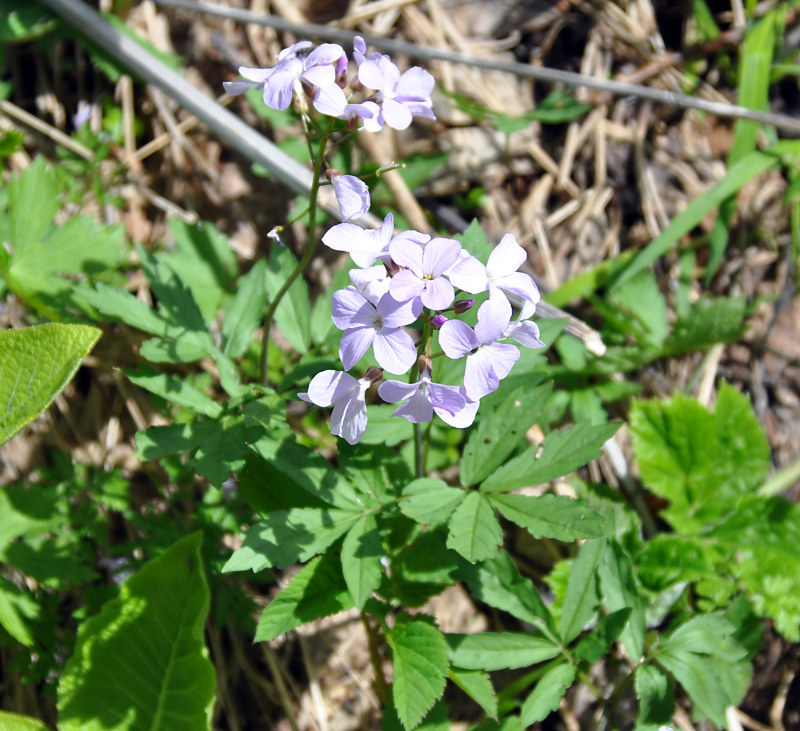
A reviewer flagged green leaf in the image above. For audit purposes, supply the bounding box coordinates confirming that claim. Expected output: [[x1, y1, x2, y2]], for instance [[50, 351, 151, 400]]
[[573, 608, 632, 664], [400, 478, 465, 525], [58, 532, 215, 731], [254, 553, 354, 642], [223, 506, 361, 572], [598, 540, 646, 661], [77, 282, 173, 335], [455, 220, 493, 264], [221, 258, 269, 357], [389, 615, 449, 730], [6, 156, 60, 261], [266, 245, 311, 354], [0, 711, 52, 731], [560, 539, 604, 643], [634, 665, 675, 726], [449, 667, 497, 720], [520, 662, 576, 725], [455, 551, 554, 632], [446, 492, 502, 563], [489, 494, 606, 542], [341, 513, 383, 609], [630, 382, 770, 531], [361, 404, 414, 445], [445, 633, 561, 671], [0, 576, 39, 646], [480, 422, 621, 493], [123, 365, 223, 418], [461, 383, 552, 487], [0, 324, 101, 446], [662, 296, 745, 355], [604, 271, 668, 349], [0, 1, 56, 42], [610, 149, 778, 289]]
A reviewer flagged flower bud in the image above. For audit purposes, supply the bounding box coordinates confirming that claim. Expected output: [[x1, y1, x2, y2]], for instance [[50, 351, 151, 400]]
[[417, 354, 432, 373], [364, 366, 383, 383], [335, 55, 348, 88], [431, 314, 448, 328], [325, 168, 341, 181], [453, 299, 474, 314]]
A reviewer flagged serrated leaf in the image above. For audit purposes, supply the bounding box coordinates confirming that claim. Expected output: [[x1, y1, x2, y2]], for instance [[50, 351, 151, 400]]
[[446, 491, 502, 563], [123, 365, 222, 418], [389, 616, 449, 730], [221, 258, 269, 357], [223, 506, 361, 573], [606, 271, 668, 349], [341, 513, 383, 609], [489, 494, 606, 542], [77, 282, 172, 335], [560, 539, 604, 643], [57, 533, 215, 731], [138, 334, 212, 364], [361, 403, 414, 445], [254, 553, 354, 642], [461, 383, 552, 487], [455, 551, 554, 632], [445, 633, 561, 670], [0, 324, 101, 446], [266, 245, 311, 354], [449, 667, 497, 719], [573, 608, 632, 664], [662, 296, 745, 355], [598, 540, 646, 661], [401, 478, 465, 525], [634, 664, 675, 726], [480, 422, 621, 493], [520, 662, 575, 725], [6, 156, 60, 264], [0, 576, 39, 646]]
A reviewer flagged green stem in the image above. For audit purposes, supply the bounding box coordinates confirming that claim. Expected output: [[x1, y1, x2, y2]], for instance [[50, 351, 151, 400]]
[[260, 120, 335, 384]]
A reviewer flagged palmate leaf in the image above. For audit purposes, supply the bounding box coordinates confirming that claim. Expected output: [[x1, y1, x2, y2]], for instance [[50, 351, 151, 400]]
[[254, 553, 354, 642], [489, 494, 607, 542], [58, 532, 215, 731], [446, 492, 502, 563], [400, 478, 465, 525], [389, 615, 449, 730], [480, 422, 621, 493], [0, 324, 101, 446]]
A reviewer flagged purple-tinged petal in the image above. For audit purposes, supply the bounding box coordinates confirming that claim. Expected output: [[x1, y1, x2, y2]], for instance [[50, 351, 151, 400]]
[[487, 233, 527, 278], [439, 319, 480, 359], [389, 269, 424, 304], [349, 265, 387, 292], [428, 382, 466, 413], [331, 391, 368, 445], [306, 43, 347, 67], [313, 84, 347, 116], [378, 292, 422, 328], [474, 294, 512, 344], [391, 389, 434, 423], [332, 174, 370, 221], [378, 380, 418, 403], [464, 349, 500, 400], [381, 98, 413, 130], [223, 80, 261, 96], [331, 288, 373, 330], [301, 64, 336, 90], [353, 36, 367, 65], [507, 320, 545, 349], [389, 238, 424, 275], [392, 229, 431, 248], [340, 327, 375, 370], [394, 66, 435, 99], [487, 342, 520, 381], [344, 101, 383, 131], [263, 62, 302, 109], [436, 395, 478, 428], [421, 276, 454, 311], [447, 253, 488, 294], [372, 328, 417, 374], [423, 237, 462, 277], [494, 272, 541, 307], [305, 370, 358, 407], [278, 41, 312, 60], [238, 66, 271, 83]]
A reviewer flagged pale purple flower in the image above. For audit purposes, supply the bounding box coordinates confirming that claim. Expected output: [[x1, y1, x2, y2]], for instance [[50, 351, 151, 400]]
[[332, 174, 370, 221], [332, 289, 421, 374], [505, 316, 545, 349], [379, 368, 477, 428], [389, 237, 462, 310], [299, 370, 370, 445], [323, 214, 429, 268], [349, 265, 390, 301], [438, 295, 520, 400], [313, 85, 384, 131], [357, 55, 436, 130], [223, 41, 346, 111]]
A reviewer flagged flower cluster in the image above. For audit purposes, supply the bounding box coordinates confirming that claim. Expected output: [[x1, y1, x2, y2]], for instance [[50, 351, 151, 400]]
[[223, 37, 435, 132], [301, 182, 545, 444]]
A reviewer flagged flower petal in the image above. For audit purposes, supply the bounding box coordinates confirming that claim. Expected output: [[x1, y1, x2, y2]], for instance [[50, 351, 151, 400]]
[[474, 293, 512, 344], [389, 269, 424, 305], [381, 98, 413, 130], [372, 328, 417, 374], [439, 319, 480, 359], [487, 233, 526, 278], [421, 276, 454, 311], [378, 379, 418, 403], [306, 370, 358, 407], [446, 253, 488, 294], [331, 289, 372, 330], [423, 237, 462, 277], [332, 175, 370, 221], [340, 327, 375, 370]]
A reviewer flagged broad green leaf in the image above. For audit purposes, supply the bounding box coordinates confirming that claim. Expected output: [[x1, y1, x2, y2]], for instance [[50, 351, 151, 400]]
[[123, 365, 222, 419], [254, 553, 354, 642], [611, 149, 778, 289], [604, 271, 668, 349], [77, 282, 172, 335], [6, 156, 60, 261], [634, 665, 675, 726], [520, 662, 575, 725], [0, 576, 39, 646], [480, 422, 621, 493], [449, 667, 497, 720], [400, 478, 465, 525], [598, 540, 646, 661], [446, 492, 502, 563], [445, 633, 561, 671], [0, 711, 52, 731], [0, 482, 61, 548], [193, 417, 249, 486], [630, 382, 770, 531], [138, 334, 212, 364], [489, 494, 606, 542], [455, 551, 554, 632], [655, 651, 728, 728], [389, 615, 448, 731], [454, 220, 493, 264], [662, 296, 745, 355], [0, 324, 101, 446], [658, 615, 747, 661], [560, 539, 604, 643], [223, 506, 361, 572], [573, 608, 632, 664], [341, 513, 383, 609], [266, 245, 311, 354], [461, 382, 552, 487], [58, 532, 215, 731], [361, 404, 414, 445], [221, 258, 269, 357]]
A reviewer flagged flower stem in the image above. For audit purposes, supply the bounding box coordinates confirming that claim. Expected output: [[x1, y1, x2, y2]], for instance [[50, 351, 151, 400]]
[[260, 120, 335, 385]]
